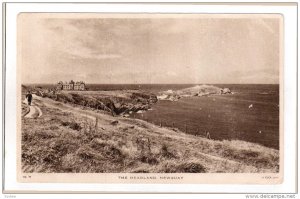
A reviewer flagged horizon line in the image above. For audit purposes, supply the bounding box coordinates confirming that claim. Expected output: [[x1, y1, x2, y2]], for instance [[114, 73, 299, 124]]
[[21, 83, 280, 85]]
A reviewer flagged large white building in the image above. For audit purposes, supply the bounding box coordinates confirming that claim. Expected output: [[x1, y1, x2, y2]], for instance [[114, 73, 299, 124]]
[[57, 80, 86, 91]]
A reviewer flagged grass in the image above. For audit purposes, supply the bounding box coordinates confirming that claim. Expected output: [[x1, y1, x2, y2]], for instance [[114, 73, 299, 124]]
[[21, 96, 279, 173], [21, 103, 30, 117]]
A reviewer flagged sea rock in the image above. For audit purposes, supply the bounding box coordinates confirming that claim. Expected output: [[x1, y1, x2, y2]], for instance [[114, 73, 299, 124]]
[[157, 93, 181, 101], [221, 88, 231, 94], [179, 85, 222, 96], [157, 94, 169, 100]]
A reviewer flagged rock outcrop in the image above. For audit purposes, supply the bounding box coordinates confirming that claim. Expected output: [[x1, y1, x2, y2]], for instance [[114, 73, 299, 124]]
[[36, 89, 158, 116], [157, 85, 232, 101], [221, 88, 231, 94]]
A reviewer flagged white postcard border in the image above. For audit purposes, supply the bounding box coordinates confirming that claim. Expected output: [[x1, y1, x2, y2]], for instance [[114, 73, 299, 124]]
[[3, 2, 297, 193]]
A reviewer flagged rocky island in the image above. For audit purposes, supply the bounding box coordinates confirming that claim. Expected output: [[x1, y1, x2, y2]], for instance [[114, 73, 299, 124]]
[[158, 85, 232, 101]]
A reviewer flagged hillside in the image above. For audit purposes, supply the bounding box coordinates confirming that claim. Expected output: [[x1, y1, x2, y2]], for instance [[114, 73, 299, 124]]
[[32, 89, 158, 116], [21, 94, 279, 173]]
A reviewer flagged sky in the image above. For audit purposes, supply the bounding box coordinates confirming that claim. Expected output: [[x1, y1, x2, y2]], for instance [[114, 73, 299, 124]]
[[19, 14, 281, 84]]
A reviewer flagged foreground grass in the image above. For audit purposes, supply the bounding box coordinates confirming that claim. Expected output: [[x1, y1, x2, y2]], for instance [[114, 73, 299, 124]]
[[21, 98, 279, 173]]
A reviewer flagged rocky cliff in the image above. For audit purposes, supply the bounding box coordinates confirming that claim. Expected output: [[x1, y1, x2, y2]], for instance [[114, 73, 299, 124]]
[[37, 90, 158, 116]]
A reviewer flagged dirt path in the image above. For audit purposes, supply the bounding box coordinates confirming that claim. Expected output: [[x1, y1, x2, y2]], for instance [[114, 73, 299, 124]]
[[24, 105, 37, 118], [24, 96, 43, 118], [35, 105, 43, 117], [24, 105, 43, 118]]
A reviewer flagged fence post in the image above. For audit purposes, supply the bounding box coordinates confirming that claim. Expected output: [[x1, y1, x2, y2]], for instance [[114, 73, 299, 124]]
[[172, 122, 175, 128], [206, 131, 211, 139], [84, 116, 87, 134], [185, 123, 187, 133], [95, 117, 98, 129]]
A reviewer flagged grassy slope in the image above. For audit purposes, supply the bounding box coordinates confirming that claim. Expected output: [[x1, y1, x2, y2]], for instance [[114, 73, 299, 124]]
[[21, 96, 279, 173]]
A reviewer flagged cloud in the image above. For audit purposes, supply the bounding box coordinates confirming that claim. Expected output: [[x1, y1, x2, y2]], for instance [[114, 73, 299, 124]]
[[44, 18, 122, 61], [68, 50, 122, 60], [21, 15, 280, 84], [238, 71, 279, 84]]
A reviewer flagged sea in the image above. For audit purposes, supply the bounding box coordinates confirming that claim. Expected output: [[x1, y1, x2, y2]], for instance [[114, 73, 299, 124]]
[[29, 83, 280, 149], [88, 84, 279, 149]]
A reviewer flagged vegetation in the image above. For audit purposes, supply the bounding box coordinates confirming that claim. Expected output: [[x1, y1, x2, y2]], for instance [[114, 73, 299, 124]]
[[21, 103, 30, 117], [21, 97, 279, 173], [36, 90, 157, 116]]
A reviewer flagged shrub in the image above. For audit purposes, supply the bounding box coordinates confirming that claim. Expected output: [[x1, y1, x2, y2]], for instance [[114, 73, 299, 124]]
[[90, 139, 125, 161], [61, 121, 82, 131], [76, 146, 96, 160], [34, 131, 57, 139], [160, 144, 176, 159], [49, 138, 79, 156], [140, 155, 158, 165], [132, 169, 149, 173], [162, 162, 207, 173], [181, 162, 206, 173], [69, 122, 82, 131]]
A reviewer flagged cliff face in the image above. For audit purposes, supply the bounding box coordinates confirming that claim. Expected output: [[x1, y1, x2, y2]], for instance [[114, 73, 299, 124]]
[[38, 90, 158, 116], [114, 92, 158, 115]]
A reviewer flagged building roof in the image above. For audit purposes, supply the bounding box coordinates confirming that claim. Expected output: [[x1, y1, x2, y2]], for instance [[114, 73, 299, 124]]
[[58, 81, 85, 85]]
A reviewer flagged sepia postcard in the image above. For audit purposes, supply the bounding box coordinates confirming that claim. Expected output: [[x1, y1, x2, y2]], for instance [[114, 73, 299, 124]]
[[16, 13, 283, 184]]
